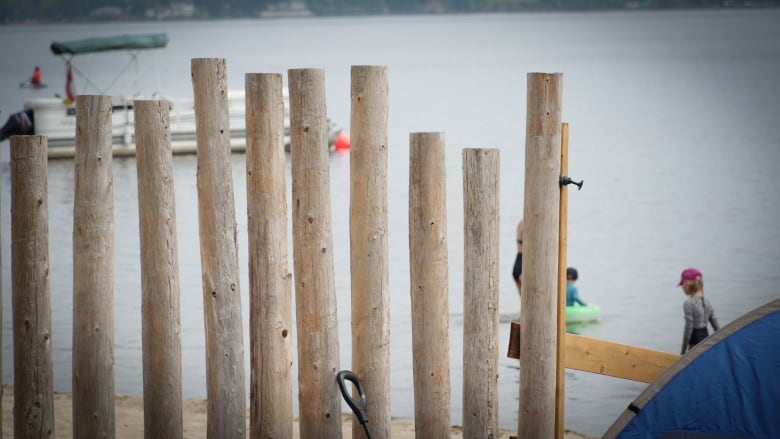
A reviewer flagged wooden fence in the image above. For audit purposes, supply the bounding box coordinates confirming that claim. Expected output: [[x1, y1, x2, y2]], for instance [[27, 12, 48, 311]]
[[1, 61, 565, 439]]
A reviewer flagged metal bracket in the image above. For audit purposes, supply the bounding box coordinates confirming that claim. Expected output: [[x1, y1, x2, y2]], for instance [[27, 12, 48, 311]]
[[560, 175, 583, 190]]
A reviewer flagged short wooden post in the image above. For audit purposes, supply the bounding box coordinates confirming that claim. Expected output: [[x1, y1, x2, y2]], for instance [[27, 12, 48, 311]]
[[11, 135, 55, 439], [518, 73, 563, 439], [72, 95, 115, 439], [245, 73, 294, 438], [555, 123, 570, 439], [288, 68, 342, 439], [409, 132, 451, 437], [191, 58, 246, 439], [134, 99, 183, 439], [462, 148, 500, 438], [349, 65, 391, 439]]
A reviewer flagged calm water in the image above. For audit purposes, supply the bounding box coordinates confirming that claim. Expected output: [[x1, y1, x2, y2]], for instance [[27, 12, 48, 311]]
[[2, 10, 780, 436]]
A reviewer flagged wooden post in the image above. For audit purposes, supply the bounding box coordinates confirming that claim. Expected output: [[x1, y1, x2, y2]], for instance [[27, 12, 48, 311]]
[[555, 123, 570, 439], [72, 95, 115, 439], [518, 73, 563, 439], [11, 135, 55, 439], [245, 73, 294, 438], [462, 148, 500, 438], [409, 132, 451, 437], [134, 99, 183, 439], [191, 58, 246, 439], [288, 68, 342, 439], [349, 65, 390, 439]]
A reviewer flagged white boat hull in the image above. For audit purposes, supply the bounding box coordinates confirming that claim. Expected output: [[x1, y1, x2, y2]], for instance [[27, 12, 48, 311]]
[[22, 90, 346, 159]]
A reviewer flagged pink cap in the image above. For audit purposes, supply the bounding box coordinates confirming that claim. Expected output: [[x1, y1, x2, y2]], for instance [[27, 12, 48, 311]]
[[678, 267, 702, 286]]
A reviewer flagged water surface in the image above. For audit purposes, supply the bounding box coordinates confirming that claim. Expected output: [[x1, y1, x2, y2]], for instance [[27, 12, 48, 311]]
[[1, 10, 779, 436]]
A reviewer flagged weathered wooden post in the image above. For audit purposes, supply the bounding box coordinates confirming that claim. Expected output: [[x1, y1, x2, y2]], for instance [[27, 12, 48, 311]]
[[409, 132, 451, 437], [72, 95, 115, 439], [462, 148, 500, 438], [518, 73, 563, 439], [134, 99, 183, 439], [288, 68, 342, 438], [191, 58, 246, 438], [245, 73, 294, 438], [349, 65, 391, 439], [11, 135, 55, 439]]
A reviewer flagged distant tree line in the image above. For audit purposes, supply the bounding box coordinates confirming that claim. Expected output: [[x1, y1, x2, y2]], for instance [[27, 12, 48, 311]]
[[1, 0, 777, 23]]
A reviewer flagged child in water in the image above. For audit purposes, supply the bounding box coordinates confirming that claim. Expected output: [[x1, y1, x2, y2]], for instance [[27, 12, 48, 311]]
[[678, 267, 719, 354], [566, 267, 587, 306]]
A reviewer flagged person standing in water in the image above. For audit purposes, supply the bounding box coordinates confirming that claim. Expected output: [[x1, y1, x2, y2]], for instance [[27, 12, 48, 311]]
[[678, 267, 720, 354], [512, 219, 523, 296]]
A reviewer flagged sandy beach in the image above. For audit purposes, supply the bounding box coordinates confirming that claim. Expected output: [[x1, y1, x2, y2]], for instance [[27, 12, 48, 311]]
[[1, 385, 594, 438]]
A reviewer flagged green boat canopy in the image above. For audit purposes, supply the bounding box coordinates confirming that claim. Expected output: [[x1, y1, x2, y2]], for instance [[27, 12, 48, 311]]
[[50, 33, 169, 56]]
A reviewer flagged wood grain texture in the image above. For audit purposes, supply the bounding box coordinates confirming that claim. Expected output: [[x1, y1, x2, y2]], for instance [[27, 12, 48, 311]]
[[288, 68, 342, 439], [134, 99, 183, 439], [519, 73, 562, 439], [245, 73, 294, 439], [72, 95, 116, 439], [508, 323, 679, 383], [192, 58, 246, 439], [409, 132, 451, 438], [462, 148, 500, 439], [11, 135, 54, 439], [349, 65, 391, 439], [556, 122, 570, 439]]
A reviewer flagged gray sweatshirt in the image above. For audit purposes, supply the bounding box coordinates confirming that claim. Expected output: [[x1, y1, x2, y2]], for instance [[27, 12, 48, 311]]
[[681, 295, 720, 354]]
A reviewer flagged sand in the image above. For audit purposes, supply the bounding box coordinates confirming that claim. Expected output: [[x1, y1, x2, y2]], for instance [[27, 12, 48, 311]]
[[1, 385, 594, 438]]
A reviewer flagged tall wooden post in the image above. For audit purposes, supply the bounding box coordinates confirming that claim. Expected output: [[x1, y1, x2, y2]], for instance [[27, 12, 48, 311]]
[[11, 135, 55, 439], [245, 73, 294, 438], [518, 73, 563, 439], [555, 123, 570, 438], [409, 132, 451, 438], [191, 58, 246, 438], [134, 99, 183, 439], [349, 65, 391, 439], [462, 148, 500, 438], [288, 68, 342, 439], [72, 95, 115, 439]]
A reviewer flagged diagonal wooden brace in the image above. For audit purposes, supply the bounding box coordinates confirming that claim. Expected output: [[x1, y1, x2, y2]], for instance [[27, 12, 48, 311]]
[[508, 321, 679, 383]]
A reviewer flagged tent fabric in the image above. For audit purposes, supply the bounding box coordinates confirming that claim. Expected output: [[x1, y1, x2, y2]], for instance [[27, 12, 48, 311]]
[[604, 299, 780, 439], [50, 33, 169, 56]]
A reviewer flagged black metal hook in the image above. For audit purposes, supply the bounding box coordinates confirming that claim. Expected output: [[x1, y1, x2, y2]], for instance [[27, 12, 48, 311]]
[[560, 175, 584, 190], [337, 370, 371, 438]]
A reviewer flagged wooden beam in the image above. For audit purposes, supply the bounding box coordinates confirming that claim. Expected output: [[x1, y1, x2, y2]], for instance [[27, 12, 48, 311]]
[[555, 122, 570, 439], [508, 322, 679, 383]]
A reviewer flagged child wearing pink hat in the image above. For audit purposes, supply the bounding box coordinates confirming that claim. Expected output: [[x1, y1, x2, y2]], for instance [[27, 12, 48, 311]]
[[678, 267, 720, 354]]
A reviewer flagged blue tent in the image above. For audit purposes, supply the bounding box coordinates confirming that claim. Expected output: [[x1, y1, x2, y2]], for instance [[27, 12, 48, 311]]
[[604, 299, 780, 439]]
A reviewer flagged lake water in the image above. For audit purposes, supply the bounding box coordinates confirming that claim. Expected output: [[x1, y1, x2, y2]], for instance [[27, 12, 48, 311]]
[[1, 9, 779, 437]]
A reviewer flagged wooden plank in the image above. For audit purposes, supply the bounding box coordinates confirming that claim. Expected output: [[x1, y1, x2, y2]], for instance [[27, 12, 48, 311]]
[[508, 322, 679, 383], [555, 122, 570, 439], [565, 333, 679, 383]]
